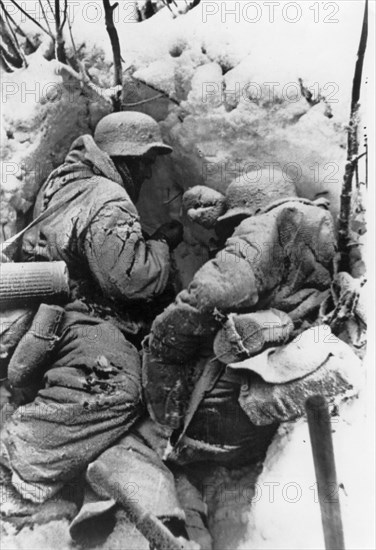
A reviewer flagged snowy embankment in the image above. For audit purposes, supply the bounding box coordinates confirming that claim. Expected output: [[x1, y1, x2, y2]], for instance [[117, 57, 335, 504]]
[[0, 2, 373, 549]]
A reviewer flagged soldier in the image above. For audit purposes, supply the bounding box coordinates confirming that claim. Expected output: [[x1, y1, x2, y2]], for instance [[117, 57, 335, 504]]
[[70, 169, 360, 549], [0, 112, 183, 505]]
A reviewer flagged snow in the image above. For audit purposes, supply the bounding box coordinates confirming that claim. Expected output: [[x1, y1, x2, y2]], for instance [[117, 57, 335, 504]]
[[0, 520, 73, 550], [3, 2, 368, 244], [1, 1, 373, 549], [241, 392, 374, 550]]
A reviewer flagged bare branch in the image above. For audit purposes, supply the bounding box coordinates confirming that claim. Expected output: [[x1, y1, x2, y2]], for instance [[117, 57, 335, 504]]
[[160, 0, 201, 15], [102, 0, 123, 111], [38, 0, 53, 36], [54, 0, 60, 29], [162, 0, 174, 13], [55, 60, 121, 105], [0, 0, 36, 51], [0, 43, 22, 70], [0, 12, 25, 68], [54, 0, 67, 62], [60, 0, 68, 31], [67, 9, 77, 57], [122, 94, 164, 107], [7, 0, 53, 37], [133, 76, 180, 106], [0, 49, 14, 72], [364, 132, 368, 187], [1, 9, 27, 67], [338, 0, 368, 272]]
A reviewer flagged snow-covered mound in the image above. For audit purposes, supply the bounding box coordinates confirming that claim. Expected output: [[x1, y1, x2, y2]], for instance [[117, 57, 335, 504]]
[[1, 1, 368, 279], [70, 0, 368, 283], [1, 45, 111, 240], [239, 393, 374, 550]]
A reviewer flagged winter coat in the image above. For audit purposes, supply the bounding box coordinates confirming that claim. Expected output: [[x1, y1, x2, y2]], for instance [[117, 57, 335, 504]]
[[1, 136, 173, 497], [21, 135, 171, 333], [143, 199, 338, 429]]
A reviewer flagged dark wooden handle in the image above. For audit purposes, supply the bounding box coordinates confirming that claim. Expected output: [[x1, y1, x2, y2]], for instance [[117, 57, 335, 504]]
[[306, 395, 345, 550]]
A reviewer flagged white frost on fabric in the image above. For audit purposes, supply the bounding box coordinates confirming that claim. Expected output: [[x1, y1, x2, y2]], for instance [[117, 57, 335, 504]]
[[1, 2, 373, 549]]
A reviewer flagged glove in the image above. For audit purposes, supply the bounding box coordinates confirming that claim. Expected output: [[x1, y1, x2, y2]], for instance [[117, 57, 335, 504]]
[[213, 309, 294, 364], [183, 186, 226, 229], [152, 221, 184, 250]]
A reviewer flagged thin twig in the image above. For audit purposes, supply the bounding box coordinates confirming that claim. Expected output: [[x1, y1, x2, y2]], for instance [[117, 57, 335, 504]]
[[8, 0, 53, 36], [0, 49, 13, 72], [161, 0, 173, 13], [133, 76, 180, 106], [163, 191, 183, 205], [0, 42, 22, 70], [122, 94, 164, 107], [0, 0, 36, 51], [2, 9, 27, 66], [349, 151, 367, 166], [38, 0, 53, 36], [364, 132, 368, 187]]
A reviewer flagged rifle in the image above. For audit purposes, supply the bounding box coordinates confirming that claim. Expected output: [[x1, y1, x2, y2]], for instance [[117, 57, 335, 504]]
[[337, 0, 368, 273]]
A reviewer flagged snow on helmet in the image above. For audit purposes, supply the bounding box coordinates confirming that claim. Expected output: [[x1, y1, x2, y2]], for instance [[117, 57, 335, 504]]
[[216, 167, 297, 227], [94, 111, 173, 157]]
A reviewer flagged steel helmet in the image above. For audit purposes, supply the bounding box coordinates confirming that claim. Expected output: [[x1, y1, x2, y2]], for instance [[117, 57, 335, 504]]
[[216, 167, 297, 227], [94, 111, 173, 157]]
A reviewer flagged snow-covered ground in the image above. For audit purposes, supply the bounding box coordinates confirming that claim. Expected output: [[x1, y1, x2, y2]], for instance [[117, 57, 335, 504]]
[[2, 0, 371, 278], [1, 1, 374, 549]]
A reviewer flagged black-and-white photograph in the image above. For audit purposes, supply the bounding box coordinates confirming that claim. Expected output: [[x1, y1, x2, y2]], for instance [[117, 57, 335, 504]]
[[0, 1, 374, 549]]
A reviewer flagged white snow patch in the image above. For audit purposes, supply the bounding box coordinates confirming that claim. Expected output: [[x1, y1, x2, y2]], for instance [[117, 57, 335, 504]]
[[240, 391, 374, 550]]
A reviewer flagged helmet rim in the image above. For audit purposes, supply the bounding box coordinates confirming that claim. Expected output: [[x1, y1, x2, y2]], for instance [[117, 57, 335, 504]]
[[216, 205, 256, 224], [94, 111, 173, 158], [96, 139, 172, 157]]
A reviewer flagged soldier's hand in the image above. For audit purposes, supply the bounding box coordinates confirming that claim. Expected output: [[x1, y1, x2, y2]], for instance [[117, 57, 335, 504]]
[[152, 221, 184, 250], [183, 186, 226, 229]]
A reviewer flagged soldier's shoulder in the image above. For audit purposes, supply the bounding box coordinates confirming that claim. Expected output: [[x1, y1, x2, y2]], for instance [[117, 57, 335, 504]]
[[89, 175, 133, 203], [269, 198, 334, 224], [87, 175, 138, 218]]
